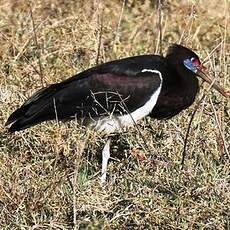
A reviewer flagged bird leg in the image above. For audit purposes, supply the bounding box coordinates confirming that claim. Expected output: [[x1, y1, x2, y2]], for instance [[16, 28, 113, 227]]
[[101, 138, 111, 183]]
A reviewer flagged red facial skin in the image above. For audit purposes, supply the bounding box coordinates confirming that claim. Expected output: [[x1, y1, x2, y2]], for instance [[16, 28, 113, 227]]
[[191, 57, 228, 97]]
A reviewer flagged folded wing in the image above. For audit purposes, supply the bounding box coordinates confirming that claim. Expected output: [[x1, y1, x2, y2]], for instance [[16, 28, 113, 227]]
[[6, 60, 163, 132]]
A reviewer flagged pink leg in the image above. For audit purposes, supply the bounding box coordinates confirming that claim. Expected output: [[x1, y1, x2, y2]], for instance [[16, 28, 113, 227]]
[[101, 138, 111, 183]]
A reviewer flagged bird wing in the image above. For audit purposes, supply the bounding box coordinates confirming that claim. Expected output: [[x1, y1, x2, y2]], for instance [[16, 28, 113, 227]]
[[59, 69, 162, 118], [6, 57, 163, 132]]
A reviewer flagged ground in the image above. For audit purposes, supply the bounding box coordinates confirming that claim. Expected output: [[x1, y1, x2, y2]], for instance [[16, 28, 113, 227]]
[[0, 0, 229, 229]]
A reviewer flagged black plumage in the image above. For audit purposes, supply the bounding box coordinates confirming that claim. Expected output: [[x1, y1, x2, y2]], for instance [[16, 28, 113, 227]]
[[6, 44, 227, 133]]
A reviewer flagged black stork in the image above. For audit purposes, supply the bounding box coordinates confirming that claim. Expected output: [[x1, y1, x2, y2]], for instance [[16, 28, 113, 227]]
[[6, 44, 228, 182]]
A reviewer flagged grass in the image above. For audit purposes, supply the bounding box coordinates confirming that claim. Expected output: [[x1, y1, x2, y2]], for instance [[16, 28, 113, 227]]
[[0, 0, 229, 229]]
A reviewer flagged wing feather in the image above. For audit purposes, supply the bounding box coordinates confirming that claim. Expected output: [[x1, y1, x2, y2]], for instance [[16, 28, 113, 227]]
[[6, 55, 164, 132]]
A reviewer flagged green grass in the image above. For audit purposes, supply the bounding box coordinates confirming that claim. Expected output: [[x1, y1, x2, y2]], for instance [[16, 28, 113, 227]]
[[0, 0, 229, 229]]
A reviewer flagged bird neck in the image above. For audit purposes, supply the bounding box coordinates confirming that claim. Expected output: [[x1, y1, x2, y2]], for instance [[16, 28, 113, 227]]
[[166, 57, 199, 90], [161, 60, 199, 106]]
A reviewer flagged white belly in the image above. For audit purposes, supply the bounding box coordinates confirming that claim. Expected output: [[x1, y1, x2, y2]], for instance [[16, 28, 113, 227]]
[[91, 70, 162, 133]]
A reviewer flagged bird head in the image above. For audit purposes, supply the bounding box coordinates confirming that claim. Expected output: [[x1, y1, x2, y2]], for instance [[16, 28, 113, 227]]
[[183, 56, 228, 97], [167, 44, 228, 97]]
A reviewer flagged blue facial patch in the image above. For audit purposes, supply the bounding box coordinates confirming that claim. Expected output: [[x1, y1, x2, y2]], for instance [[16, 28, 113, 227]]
[[183, 59, 197, 73]]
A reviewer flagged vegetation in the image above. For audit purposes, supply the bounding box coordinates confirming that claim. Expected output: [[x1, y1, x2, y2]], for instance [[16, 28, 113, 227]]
[[0, 0, 229, 228]]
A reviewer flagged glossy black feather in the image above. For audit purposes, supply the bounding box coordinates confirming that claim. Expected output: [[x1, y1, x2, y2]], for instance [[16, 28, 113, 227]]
[[150, 44, 199, 118], [6, 55, 163, 132], [6, 44, 200, 132]]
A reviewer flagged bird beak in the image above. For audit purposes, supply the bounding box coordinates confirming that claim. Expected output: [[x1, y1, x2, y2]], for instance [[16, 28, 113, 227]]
[[196, 68, 228, 97]]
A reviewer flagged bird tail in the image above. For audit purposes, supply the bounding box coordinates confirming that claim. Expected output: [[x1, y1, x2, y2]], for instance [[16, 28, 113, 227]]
[[5, 84, 59, 132]]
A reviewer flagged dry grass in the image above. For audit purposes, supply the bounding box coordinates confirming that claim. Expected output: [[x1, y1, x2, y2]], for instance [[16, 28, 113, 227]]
[[0, 0, 229, 229]]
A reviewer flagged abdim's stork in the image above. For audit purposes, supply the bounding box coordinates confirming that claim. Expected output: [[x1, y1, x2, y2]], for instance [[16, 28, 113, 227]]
[[6, 44, 228, 182]]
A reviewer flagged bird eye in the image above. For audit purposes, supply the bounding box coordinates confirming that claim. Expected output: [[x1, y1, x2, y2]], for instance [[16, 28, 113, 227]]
[[191, 57, 200, 67]]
